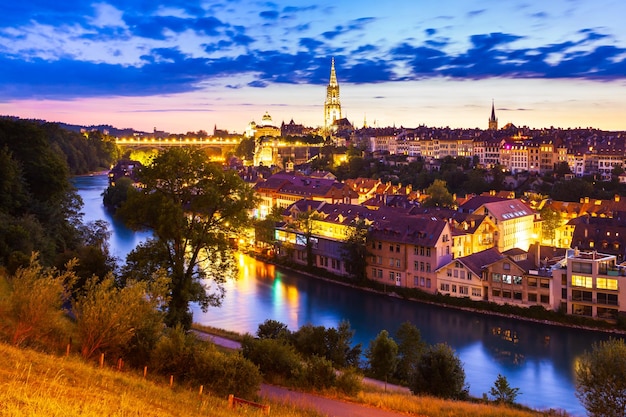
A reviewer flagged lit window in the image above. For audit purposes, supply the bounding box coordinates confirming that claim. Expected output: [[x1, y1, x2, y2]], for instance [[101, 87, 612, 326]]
[[572, 275, 593, 288]]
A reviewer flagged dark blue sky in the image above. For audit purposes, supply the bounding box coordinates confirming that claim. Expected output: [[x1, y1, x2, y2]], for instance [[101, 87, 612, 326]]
[[2, 0, 625, 132]]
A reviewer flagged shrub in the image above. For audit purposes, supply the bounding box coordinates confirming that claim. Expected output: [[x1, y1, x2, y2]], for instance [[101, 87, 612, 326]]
[[300, 355, 336, 390], [410, 343, 468, 400], [241, 334, 303, 384], [336, 367, 363, 396]]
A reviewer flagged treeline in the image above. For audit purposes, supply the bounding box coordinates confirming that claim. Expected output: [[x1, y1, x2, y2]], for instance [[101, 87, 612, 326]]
[[0, 117, 119, 270]]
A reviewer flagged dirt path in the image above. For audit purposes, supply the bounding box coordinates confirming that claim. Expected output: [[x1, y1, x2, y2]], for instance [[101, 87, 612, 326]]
[[260, 384, 412, 417]]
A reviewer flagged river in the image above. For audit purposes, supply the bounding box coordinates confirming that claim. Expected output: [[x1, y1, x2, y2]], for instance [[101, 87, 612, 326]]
[[75, 173, 617, 416]]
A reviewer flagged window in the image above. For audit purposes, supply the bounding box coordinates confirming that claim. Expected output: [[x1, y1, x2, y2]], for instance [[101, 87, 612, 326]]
[[452, 285, 457, 293], [514, 292, 522, 300], [540, 294, 550, 304], [396, 244, 400, 253], [460, 270, 466, 279], [440, 283, 450, 292], [396, 259, 401, 268], [377, 242, 382, 250], [572, 262, 592, 274], [492, 289, 501, 297], [472, 288, 481, 297], [459, 286, 469, 295], [493, 273, 501, 282], [396, 272, 402, 281], [572, 275, 593, 288], [528, 277, 537, 287], [377, 269, 382, 278], [426, 279, 431, 288], [503, 274, 512, 284], [389, 258, 394, 267], [503, 262, 510, 270], [426, 263, 431, 272], [389, 245, 394, 252], [414, 277, 419, 286], [528, 293, 537, 302], [420, 262, 425, 271], [597, 278, 618, 290], [447, 269, 452, 277], [514, 276, 522, 285], [453, 269, 458, 278], [414, 261, 419, 271], [502, 290, 512, 298], [426, 247, 431, 256], [377, 256, 382, 265], [389, 272, 394, 281], [420, 277, 425, 287], [597, 293, 618, 306], [540, 279, 550, 289]]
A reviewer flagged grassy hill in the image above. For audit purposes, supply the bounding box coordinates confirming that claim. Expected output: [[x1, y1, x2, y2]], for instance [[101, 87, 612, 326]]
[[0, 340, 559, 417], [0, 342, 321, 417]]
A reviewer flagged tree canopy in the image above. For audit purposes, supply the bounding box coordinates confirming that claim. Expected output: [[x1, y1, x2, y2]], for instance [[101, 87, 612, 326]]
[[117, 147, 258, 328], [576, 338, 626, 417]]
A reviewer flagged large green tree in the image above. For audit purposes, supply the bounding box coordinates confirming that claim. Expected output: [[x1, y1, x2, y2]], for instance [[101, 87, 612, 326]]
[[366, 330, 398, 391], [117, 148, 257, 328], [576, 338, 626, 417], [394, 321, 426, 384]]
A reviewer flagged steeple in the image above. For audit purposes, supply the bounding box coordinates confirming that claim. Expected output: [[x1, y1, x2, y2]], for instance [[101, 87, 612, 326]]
[[324, 57, 342, 131], [488, 99, 498, 131], [329, 57, 338, 87]]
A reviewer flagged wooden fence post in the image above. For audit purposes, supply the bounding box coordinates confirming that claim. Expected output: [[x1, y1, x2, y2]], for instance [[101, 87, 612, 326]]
[[99, 353, 105, 368], [169, 375, 174, 387], [143, 366, 148, 378]]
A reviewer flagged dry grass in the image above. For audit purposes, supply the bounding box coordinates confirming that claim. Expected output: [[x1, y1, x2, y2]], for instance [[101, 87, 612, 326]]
[[353, 390, 555, 417], [0, 343, 321, 417]]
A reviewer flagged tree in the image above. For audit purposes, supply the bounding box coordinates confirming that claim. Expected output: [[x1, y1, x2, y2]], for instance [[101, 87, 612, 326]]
[[256, 319, 290, 340], [490, 373, 520, 405], [287, 208, 323, 268], [340, 218, 370, 281], [575, 338, 626, 417], [394, 321, 426, 383], [366, 330, 398, 391], [540, 206, 561, 246], [117, 148, 258, 328], [410, 343, 468, 399], [422, 179, 456, 208]]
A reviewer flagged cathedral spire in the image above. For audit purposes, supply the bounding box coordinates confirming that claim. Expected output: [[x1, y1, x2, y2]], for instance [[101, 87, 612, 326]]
[[324, 58, 341, 131], [488, 99, 498, 130], [329, 57, 338, 87]]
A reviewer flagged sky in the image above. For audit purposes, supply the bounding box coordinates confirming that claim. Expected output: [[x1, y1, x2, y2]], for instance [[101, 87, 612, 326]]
[[1, 0, 626, 134]]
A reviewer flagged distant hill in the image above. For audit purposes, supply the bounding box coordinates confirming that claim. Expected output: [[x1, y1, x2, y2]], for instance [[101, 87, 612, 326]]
[[1, 115, 148, 137]]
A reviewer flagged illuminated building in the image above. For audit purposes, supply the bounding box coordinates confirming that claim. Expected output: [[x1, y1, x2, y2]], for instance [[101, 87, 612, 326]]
[[324, 58, 342, 131]]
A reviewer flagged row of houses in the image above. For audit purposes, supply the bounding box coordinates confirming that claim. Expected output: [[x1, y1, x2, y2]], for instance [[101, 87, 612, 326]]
[[252, 171, 626, 321], [365, 129, 626, 180]]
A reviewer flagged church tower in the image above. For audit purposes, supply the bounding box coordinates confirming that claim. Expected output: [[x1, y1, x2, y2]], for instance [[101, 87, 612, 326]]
[[324, 58, 342, 130], [488, 100, 498, 130]]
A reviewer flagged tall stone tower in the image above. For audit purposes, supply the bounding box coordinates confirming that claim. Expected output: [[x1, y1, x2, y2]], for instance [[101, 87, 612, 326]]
[[324, 58, 342, 130], [488, 100, 498, 131]]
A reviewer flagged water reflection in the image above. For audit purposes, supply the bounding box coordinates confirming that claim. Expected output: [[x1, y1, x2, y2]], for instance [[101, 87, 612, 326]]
[[193, 254, 619, 416]]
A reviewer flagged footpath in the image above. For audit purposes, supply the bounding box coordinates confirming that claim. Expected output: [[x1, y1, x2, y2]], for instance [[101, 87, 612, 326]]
[[193, 331, 412, 417]]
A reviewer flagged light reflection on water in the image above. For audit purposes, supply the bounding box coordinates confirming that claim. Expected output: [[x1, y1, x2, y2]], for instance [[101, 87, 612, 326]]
[[76, 174, 618, 417], [192, 254, 610, 417]]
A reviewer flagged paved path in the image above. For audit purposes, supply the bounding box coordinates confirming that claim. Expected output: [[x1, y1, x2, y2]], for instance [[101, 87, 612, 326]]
[[260, 384, 412, 417]]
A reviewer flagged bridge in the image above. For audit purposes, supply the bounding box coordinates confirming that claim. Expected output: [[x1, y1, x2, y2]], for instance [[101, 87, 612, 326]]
[[115, 136, 241, 149]]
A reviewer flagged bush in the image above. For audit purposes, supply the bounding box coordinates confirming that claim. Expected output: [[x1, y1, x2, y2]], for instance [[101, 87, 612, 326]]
[[0, 255, 74, 350], [410, 343, 468, 400], [151, 326, 261, 398], [192, 349, 261, 399], [336, 367, 363, 396], [241, 334, 303, 384], [300, 355, 336, 390]]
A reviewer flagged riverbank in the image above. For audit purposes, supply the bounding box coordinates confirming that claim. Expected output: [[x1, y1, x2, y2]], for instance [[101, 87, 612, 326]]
[[249, 251, 626, 337]]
